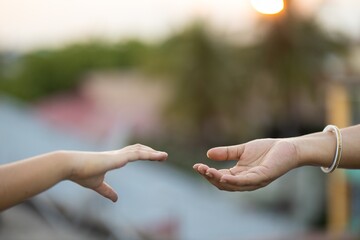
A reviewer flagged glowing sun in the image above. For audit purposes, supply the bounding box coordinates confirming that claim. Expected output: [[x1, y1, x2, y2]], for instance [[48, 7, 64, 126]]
[[251, 0, 284, 15]]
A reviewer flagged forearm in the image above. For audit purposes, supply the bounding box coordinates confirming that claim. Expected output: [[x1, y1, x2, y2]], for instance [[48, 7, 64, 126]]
[[0, 151, 71, 211], [293, 124, 360, 169]]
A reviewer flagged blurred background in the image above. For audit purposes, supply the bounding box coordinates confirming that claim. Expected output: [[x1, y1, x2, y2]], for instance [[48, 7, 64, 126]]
[[1, 0, 360, 239]]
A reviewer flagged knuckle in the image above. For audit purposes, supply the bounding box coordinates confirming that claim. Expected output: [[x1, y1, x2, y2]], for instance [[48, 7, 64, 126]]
[[130, 143, 142, 149], [132, 149, 142, 155]]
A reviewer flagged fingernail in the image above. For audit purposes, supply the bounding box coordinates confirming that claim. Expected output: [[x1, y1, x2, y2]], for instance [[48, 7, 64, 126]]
[[206, 172, 213, 178], [220, 179, 226, 183]]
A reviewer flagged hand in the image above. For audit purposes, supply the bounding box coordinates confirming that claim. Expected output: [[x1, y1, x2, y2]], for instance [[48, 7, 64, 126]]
[[193, 139, 299, 191], [68, 144, 168, 202]]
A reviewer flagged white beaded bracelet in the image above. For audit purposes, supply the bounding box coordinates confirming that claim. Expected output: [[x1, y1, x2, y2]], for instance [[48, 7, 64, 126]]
[[321, 125, 343, 173]]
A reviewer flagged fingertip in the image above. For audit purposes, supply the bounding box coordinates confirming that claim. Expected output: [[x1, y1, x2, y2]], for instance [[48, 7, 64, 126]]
[[158, 151, 168, 156], [108, 193, 118, 202], [207, 148, 217, 158], [205, 170, 213, 178], [153, 151, 168, 160], [207, 147, 226, 160], [197, 164, 209, 174], [208, 168, 224, 180], [206, 149, 211, 158], [108, 190, 118, 203], [95, 182, 119, 203], [109, 188, 119, 203], [160, 151, 168, 157], [219, 176, 227, 183]]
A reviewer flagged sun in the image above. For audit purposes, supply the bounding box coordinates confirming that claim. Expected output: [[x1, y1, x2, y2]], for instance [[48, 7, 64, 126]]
[[250, 0, 284, 15]]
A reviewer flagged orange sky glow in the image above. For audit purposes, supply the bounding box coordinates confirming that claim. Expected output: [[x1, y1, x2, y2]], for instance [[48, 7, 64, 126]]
[[0, 0, 359, 51]]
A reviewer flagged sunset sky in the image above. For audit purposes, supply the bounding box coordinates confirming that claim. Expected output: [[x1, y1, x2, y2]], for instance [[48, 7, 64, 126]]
[[0, 0, 360, 51]]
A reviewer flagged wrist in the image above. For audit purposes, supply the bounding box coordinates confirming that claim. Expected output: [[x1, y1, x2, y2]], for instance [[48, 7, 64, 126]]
[[51, 150, 74, 181], [291, 130, 337, 168]]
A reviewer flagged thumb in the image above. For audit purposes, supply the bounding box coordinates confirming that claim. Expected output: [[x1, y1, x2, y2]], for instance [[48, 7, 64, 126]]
[[207, 144, 244, 161], [93, 182, 118, 202]]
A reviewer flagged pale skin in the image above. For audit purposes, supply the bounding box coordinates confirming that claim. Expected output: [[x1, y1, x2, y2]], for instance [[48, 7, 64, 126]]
[[0, 144, 168, 211], [194, 125, 360, 191]]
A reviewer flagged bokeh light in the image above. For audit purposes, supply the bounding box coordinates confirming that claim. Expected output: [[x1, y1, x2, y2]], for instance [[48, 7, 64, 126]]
[[251, 0, 284, 14]]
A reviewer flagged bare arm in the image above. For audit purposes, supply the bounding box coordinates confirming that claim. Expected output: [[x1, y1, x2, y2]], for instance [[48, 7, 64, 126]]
[[193, 125, 360, 191], [296, 124, 360, 169], [0, 144, 168, 211]]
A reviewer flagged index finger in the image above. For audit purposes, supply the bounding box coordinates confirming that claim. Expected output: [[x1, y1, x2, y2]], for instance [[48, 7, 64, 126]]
[[125, 149, 168, 163], [108, 148, 168, 170]]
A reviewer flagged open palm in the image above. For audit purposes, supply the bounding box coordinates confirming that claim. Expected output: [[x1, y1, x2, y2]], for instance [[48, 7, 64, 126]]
[[193, 139, 299, 191]]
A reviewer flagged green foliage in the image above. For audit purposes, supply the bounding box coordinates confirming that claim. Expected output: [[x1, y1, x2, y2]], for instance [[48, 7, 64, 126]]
[[247, 11, 349, 135], [0, 13, 350, 143], [258, 16, 346, 94], [145, 22, 254, 145], [145, 15, 349, 143], [0, 40, 151, 101]]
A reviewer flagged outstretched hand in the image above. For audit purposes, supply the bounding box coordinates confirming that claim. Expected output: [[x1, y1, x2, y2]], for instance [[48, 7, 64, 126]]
[[193, 139, 299, 191], [68, 144, 168, 202]]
